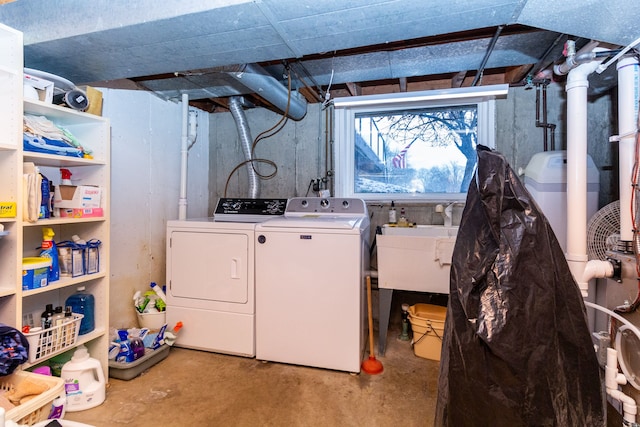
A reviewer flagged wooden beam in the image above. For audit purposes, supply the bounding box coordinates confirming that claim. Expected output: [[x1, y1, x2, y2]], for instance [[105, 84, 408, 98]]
[[345, 82, 362, 97], [399, 77, 407, 92], [505, 64, 533, 85], [451, 71, 467, 88]]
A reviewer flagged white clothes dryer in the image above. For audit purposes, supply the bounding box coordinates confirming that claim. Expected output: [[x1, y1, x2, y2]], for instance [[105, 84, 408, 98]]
[[165, 198, 285, 357]]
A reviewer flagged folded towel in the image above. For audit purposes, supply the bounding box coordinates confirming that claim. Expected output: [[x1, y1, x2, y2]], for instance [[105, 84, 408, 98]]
[[435, 239, 455, 266]]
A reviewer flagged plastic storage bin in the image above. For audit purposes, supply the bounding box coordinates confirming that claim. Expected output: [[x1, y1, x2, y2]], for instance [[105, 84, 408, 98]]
[[408, 303, 447, 361], [22, 257, 51, 290], [24, 313, 83, 363], [1, 370, 64, 425], [109, 344, 170, 380], [136, 311, 166, 330]]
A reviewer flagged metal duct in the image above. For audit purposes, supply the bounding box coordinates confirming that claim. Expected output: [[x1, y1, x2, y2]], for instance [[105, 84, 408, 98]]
[[225, 64, 307, 120], [228, 96, 260, 199]]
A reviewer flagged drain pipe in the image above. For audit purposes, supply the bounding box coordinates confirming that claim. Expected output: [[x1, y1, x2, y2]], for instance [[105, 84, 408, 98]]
[[556, 47, 610, 296], [606, 347, 638, 425], [228, 96, 260, 199], [615, 56, 640, 244], [178, 94, 198, 220]]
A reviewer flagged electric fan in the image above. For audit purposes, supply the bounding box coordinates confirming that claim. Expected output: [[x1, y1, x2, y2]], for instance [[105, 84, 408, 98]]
[[586, 200, 621, 260]]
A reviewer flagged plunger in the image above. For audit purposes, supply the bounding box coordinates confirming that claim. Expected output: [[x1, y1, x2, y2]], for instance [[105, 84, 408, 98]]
[[362, 275, 383, 374]]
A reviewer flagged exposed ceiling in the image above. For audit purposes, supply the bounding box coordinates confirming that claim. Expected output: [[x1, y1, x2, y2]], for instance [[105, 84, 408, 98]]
[[2, 0, 638, 115]]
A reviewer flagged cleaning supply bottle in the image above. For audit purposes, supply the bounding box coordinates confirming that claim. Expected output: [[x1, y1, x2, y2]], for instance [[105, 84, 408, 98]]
[[116, 330, 134, 363], [398, 207, 408, 227], [150, 282, 167, 311], [38, 169, 50, 219], [41, 303, 55, 329], [65, 287, 95, 335], [40, 227, 60, 282], [60, 168, 73, 185], [388, 201, 397, 224], [60, 345, 106, 412]]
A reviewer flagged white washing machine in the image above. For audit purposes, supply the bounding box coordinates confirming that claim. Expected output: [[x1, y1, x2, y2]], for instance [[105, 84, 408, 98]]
[[255, 197, 370, 373], [166, 198, 286, 357]]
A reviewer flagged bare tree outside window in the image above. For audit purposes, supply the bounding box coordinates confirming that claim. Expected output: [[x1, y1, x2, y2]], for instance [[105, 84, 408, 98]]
[[354, 105, 478, 194]]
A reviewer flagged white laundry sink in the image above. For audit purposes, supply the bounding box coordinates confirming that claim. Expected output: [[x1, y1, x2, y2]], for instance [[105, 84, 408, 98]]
[[376, 224, 458, 294]]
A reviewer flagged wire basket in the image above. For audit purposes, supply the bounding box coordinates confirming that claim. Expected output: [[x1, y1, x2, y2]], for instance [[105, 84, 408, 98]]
[[23, 313, 84, 363], [1, 370, 64, 425]]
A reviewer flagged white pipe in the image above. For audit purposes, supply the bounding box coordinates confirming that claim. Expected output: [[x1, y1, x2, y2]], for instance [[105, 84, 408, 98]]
[[616, 57, 640, 242], [587, 302, 640, 425], [564, 53, 605, 296], [178, 94, 189, 220], [582, 259, 614, 282], [584, 301, 640, 340], [606, 347, 638, 425]]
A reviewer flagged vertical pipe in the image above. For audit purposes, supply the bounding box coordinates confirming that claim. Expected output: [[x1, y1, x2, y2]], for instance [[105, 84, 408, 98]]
[[542, 84, 549, 150], [617, 56, 640, 242], [178, 94, 189, 220], [565, 57, 604, 296]]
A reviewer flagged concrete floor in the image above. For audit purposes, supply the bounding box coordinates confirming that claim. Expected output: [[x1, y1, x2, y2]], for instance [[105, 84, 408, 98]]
[[64, 291, 441, 427]]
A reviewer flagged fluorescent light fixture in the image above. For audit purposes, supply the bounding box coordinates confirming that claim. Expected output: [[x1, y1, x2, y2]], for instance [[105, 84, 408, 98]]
[[333, 84, 509, 108]]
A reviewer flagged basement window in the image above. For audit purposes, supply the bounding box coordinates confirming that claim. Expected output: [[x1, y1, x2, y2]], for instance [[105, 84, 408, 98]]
[[333, 85, 508, 201]]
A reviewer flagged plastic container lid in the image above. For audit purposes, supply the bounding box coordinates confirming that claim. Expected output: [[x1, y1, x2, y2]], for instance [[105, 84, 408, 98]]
[[22, 257, 52, 269]]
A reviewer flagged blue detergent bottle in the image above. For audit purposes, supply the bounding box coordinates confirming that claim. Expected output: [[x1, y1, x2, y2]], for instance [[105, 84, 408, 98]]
[[116, 330, 134, 363], [40, 227, 60, 282], [65, 286, 95, 335]]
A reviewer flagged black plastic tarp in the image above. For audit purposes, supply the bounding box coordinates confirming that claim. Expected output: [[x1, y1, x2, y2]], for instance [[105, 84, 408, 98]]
[[435, 146, 604, 426]]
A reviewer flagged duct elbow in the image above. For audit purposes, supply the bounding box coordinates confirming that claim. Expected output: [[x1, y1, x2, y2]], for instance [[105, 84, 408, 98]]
[[228, 64, 308, 120], [583, 259, 614, 282]]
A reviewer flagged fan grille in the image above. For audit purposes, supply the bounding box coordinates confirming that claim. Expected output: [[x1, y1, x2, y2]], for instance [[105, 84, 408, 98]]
[[587, 200, 621, 260]]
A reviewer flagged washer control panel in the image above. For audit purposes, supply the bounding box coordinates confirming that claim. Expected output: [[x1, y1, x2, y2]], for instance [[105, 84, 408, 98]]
[[285, 197, 367, 217]]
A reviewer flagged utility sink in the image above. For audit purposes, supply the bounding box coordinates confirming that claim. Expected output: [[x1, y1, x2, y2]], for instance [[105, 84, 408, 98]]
[[376, 224, 458, 294]]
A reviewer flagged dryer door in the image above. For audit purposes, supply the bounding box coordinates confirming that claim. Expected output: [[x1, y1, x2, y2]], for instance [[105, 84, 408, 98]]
[[168, 230, 248, 303]]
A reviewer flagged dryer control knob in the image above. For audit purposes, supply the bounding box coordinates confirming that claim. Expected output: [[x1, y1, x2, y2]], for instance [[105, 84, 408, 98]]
[[258, 235, 266, 244]]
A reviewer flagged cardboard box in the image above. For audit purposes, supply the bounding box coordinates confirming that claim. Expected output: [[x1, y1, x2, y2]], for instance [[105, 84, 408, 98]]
[[77, 86, 103, 116], [54, 185, 101, 209], [0, 202, 16, 218], [23, 73, 54, 103], [58, 207, 104, 218]]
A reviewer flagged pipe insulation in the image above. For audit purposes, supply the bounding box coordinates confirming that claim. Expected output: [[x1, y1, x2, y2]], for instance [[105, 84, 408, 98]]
[[228, 96, 260, 199], [226, 64, 307, 121], [178, 93, 198, 221], [616, 57, 640, 242]]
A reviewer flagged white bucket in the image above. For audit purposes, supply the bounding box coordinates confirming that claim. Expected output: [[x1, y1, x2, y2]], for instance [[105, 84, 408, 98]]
[[61, 346, 105, 412], [137, 311, 166, 330]]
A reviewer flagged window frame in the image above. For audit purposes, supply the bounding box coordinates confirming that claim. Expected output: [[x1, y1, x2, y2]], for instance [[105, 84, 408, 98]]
[[333, 84, 508, 201]]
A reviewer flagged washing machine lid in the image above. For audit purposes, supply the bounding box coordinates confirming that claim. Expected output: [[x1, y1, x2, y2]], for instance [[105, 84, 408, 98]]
[[258, 216, 361, 230]]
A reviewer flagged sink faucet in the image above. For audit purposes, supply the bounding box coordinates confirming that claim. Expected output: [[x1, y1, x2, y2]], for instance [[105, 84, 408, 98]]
[[444, 203, 454, 227]]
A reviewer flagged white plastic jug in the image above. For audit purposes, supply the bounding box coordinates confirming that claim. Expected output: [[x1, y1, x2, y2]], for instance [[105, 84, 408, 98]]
[[60, 345, 106, 411]]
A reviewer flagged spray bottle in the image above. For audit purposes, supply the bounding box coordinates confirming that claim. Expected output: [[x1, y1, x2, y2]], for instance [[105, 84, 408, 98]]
[[60, 168, 73, 185], [40, 227, 60, 282]]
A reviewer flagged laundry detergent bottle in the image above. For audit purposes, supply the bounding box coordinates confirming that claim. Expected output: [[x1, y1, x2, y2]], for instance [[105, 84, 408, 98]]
[[65, 286, 95, 335], [60, 345, 105, 411]]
